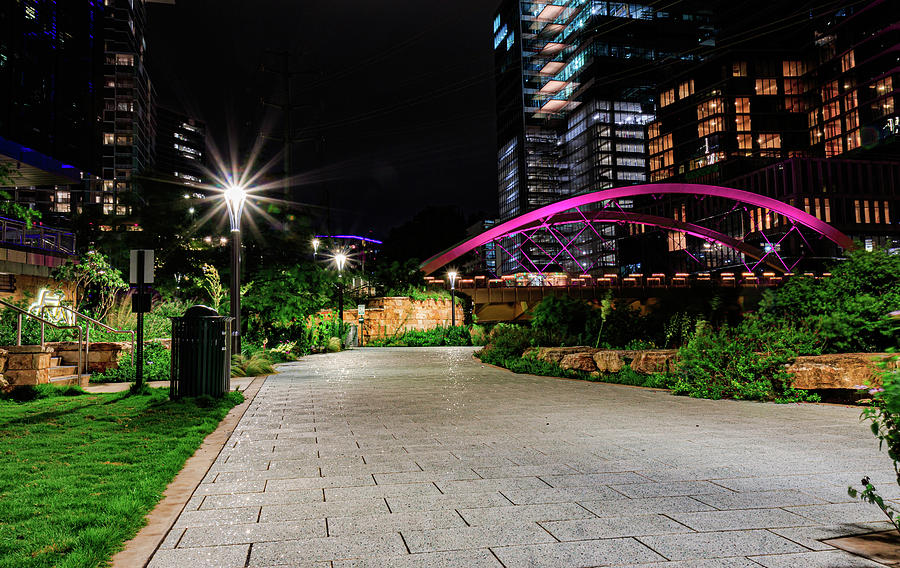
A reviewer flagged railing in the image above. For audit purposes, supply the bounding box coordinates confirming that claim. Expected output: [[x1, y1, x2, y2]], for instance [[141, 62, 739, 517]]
[[48, 306, 135, 369], [0, 298, 83, 377], [0, 215, 76, 255]]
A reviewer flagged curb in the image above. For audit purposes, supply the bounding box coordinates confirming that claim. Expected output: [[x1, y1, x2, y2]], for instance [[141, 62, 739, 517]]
[[110, 376, 267, 568]]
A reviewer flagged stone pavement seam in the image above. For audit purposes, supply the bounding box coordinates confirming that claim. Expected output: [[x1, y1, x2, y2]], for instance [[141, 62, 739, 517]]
[[111, 376, 268, 568]]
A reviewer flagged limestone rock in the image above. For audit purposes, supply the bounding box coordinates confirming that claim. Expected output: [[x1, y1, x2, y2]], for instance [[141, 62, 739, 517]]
[[630, 350, 679, 374], [787, 353, 898, 390], [559, 352, 599, 373], [526, 346, 591, 365], [593, 351, 625, 373]]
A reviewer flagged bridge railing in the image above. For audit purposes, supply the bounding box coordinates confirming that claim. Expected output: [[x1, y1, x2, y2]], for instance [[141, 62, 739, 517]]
[[425, 271, 830, 292]]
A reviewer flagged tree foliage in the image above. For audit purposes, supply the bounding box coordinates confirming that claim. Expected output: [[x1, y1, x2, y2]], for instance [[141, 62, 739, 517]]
[[51, 250, 127, 319], [0, 163, 41, 227]]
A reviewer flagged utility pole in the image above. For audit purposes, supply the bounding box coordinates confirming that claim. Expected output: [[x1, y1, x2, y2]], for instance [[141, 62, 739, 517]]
[[260, 51, 322, 205]]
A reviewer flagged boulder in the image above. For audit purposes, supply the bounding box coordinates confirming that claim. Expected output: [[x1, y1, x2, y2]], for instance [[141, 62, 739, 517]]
[[524, 346, 591, 365], [559, 352, 599, 373], [787, 353, 898, 390], [630, 350, 679, 374], [593, 350, 625, 373]]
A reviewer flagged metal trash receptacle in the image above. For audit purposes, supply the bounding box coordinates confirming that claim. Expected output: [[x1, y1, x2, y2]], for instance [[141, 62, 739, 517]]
[[170, 305, 232, 399]]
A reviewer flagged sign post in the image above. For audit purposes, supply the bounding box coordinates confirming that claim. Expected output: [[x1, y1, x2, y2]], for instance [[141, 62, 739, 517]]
[[130, 249, 154, 388], [357, 304, 365, 347]]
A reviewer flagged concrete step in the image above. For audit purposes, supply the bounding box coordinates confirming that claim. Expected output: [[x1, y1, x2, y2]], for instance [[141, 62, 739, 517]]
[[49, 365, 78, 378], [48, 374, 90, 387]]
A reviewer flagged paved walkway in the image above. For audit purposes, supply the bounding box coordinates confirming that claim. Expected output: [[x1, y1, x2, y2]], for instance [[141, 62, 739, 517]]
[[148, 347, 898, 568]]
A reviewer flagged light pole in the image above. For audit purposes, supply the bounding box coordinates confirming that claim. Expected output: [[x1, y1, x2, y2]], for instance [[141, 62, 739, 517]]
[[448, 270, 458, 327], [312, 238, 320, 260], [334, 252, 347, 325], [224, 183, 247, 355]]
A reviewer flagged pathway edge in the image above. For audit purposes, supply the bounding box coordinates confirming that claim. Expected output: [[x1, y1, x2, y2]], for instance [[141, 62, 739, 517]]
[[110, 376, 267, 568]]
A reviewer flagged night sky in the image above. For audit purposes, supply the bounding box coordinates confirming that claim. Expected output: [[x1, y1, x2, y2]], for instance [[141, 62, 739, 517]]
[[148, 0, 500, 240]]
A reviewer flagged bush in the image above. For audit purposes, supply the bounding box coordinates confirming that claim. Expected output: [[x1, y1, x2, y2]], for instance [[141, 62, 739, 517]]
[[531, 296, 601, 347], [670, 325, 818, 402], [326, 337, 343, 353], [367, 325, 474, 347], [476, 323, 533, 362], [91, 341, 171, 383], [231, 351, 276, 377]]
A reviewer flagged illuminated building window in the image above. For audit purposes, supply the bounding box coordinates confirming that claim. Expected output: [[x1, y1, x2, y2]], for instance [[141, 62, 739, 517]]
[[782, 60, 804, 76], [864, 200, 871, 224], [737, 134, 752, 150], [103, 133, 115, 145], [660, 89, 675, 107], [678, 80, 694, 99], [844, 90, 858, 110], [846, 130, 861, 151], [846, 110, 859, 131], [116, 54, 134, 66], [755, 78, 778, 95], [855, 200, 861, 223], [758, 133, 781, 149], [732, 61, 747, 77], [884, 202, 891, 224], [825, 138, 843, 157], [823, 80, 839, 100], [735, 97, 750, 114], [824, 119, 842, 139], [698, 118, 722, 137], [785, 97, 803, 113], [841, 50, 855, 72], [875, 201, 881, 224], [735, 114, 751, 131], [784, 78, 801, 95], [696, 98, 722, 119]]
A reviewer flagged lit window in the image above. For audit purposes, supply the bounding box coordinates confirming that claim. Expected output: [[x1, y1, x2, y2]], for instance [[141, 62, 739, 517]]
[[755, 78, 778, 95], [846, 129, 861, 151], [758, 133, 781, 149], [841, 50, 855, 72], [784, 97, 803, 112], [696, 98, 722, 119], [784, 79, 801, 95], [116, 54, 134, 66], [825, 138, 843, 157], [174, 132, 187, 141], [678, 80, 694, 99], [103, 133, 115, 145], [734, 97, 750, 114], [735, 114, 751, 131], [782, 60, 804, 76], [823, 80, 839, 100], [660, 89, 675, 107], [732, 61, 747, 77], [737, 134, 752, 150]]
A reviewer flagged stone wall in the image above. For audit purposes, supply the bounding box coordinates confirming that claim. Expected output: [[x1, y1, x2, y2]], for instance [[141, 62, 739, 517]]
[[0, 274, 64, 303], [47, 341, 132, 374], [522, 346, 897, 390], [2, 345, 52, 387], [340, 297, 454, 343]]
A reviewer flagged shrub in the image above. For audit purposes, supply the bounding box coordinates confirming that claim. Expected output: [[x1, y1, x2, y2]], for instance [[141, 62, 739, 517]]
[[531, 296, 601, 347], [670, 325, 817, 402], [476, 323, 533, 363], [91, 341, 171, 383], [231, 352, 276, 377], [366, 325, 474, 347], [849, 353, 900, 533], [326, 337, 343, 353]]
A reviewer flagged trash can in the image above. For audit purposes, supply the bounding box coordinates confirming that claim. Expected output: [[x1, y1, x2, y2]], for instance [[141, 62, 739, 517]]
[[170, 305, 232, 399]]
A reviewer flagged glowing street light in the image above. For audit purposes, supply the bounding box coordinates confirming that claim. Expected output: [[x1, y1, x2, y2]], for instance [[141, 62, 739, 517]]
[[334, 252, 348, 328], [448, 270, 458, 327], [224, 183, 248, 354], [312, 238, 320, 259]]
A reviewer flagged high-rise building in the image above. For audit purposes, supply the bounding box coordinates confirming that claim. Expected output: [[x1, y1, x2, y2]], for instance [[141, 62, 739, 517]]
[[97, 0, 156, 217], [154, 106, 206, 187], [492, 0, 715, 274], [0, 1, 103, 220]]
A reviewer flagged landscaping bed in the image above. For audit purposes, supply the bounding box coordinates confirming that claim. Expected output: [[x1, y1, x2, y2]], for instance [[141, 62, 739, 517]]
[[0, 386, 242, 568]]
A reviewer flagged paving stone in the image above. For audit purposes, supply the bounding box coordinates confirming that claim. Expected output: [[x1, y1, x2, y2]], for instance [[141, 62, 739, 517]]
[[692, 489, 830, 510], [490, 538, 666, 568], [327, 510, 467, 536], [542, 514, 695, 540], [372, 469, 479, 485], [637, 530, 808, 560], [539, 472, 651, 487], [386, 492, 513, 513], [609, 480, 733, 498], [403, 522, 556, 553], [435, 477, 550, 494], [265, 475, 375, 491], [325, 482, 442, 501], [178, 519, 325, 548], [193, 481, 267, 496], [747, 550, 888, 567], [332, 549, 503, 568], [200, 489, 323, 509], [260, 498, 390, 522], [616, 559, 759, 567], [147, 544, 249, 568], [502, 485, 622, 504], [668, 508, 818, 531], [458, 503, 595, 526], [578, 496, 716, 517], [248, 532, 407, 565], [172, 506, 261, 528], [769, 521, 895, 551], [785, 502, 892, 525]]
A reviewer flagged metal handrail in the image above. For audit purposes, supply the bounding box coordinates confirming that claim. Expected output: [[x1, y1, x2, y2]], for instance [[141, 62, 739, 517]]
[[49, 306, 136, 369], [0, 298, 83, 378]]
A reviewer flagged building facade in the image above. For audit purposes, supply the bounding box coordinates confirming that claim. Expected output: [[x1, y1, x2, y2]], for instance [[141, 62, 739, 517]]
[[154, 106, 206, 186]]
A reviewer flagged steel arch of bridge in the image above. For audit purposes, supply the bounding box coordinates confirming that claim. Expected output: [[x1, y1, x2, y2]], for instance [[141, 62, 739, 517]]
[[421, 183, 856, 275]]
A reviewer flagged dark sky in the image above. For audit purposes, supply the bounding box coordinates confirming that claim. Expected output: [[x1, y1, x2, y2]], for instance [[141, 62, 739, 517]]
[[147, 0, 500, 240]]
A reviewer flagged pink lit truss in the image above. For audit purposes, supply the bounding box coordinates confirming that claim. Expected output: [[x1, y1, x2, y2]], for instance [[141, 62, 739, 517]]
[[421, 183, 856, 275]]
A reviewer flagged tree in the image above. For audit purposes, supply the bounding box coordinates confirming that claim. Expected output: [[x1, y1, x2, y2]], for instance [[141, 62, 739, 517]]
[[51, 250, 127, 319], [0, 163, 41, 227]]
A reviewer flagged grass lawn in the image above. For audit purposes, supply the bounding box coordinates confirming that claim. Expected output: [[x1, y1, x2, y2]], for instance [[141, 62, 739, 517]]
[[0, 386, 243, 568]]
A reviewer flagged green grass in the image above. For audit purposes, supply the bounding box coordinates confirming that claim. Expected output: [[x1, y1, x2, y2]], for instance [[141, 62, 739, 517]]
[[0, 386, 243, 568]]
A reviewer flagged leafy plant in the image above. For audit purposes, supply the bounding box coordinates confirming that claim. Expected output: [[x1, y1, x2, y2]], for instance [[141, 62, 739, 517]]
[[475, 323, 534, 361], [198, 264, 227, 313], [51, 250, 127, 319], [366, 325, 473, 347], [0, 163, 41, 227], [231, 351, 276, 377], [325, 337, 343, 353], [91, 341, 171, 383], [531, 295, 601, 347]]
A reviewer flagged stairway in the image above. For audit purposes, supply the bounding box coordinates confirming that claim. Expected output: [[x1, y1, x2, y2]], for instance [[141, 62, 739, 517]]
[[48, 356, 88, 387]]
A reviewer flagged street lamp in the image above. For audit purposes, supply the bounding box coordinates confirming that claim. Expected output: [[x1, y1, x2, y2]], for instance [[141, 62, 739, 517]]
[[448, 270, 458, 327], [224, 183, 247, 355], [312, 238, 320, 259], [334, 252, 347, 326]]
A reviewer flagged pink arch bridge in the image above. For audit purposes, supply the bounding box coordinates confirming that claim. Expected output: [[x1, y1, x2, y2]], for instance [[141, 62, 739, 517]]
[[421, 184, 855, 275]]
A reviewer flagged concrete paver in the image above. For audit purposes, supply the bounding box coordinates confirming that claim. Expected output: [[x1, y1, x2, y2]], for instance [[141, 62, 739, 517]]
[[147, 347, 897, 567]]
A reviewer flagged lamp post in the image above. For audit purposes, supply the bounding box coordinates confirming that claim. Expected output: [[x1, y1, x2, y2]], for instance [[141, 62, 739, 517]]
[[448, 271, 458, 327], [312, 238, 320, 260], [224, 183, 247, 355], [334, 253, 347, 325]]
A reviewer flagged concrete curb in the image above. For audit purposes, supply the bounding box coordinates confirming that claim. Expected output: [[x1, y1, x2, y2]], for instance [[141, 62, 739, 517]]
[[110, 376, 267, 568]]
